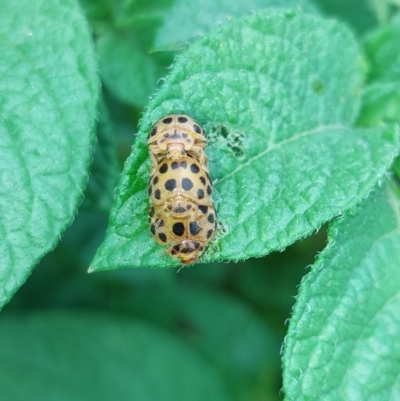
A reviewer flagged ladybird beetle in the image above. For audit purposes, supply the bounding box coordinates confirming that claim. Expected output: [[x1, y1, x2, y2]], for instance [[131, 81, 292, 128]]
[[147, 116, 217, 265], [148, 157, 214, 210], [147, 114, 208, 171], [148, 203, 217, 265]]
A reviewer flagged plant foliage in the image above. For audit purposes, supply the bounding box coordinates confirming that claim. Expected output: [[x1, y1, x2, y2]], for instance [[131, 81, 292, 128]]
[[1, 0, 400, 400]]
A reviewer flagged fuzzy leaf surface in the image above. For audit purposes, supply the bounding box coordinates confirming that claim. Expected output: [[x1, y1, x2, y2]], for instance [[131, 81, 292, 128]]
[[0, 0, 99, 305], [91, 10, 399, 271], [283, 182, 400, 400]]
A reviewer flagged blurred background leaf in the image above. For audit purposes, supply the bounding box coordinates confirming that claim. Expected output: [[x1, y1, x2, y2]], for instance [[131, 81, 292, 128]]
[[369, 0, 400, 25], [83, 101, 120, 212], [0, 312, 232, 401], [80, 0, 175, 107], [358, 12, 400, 126], [312, 0, 379, 34]]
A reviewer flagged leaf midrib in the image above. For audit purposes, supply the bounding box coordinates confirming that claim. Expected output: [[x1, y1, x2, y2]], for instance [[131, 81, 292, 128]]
[[214, 124, 345, 186]]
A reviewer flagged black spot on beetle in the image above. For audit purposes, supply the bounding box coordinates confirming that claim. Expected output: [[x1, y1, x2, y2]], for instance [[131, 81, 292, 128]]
[[200, 177, 206, 185], [182, 133, 188, 138], [158, 220, 164, 227], [158, 233, 167, 242], [173, 206, 186, 213], [149, 207, 155, 217], [187, 204, 192, 210], [163, 117, 172, 124], [153, 176, 159, 185], [197, 189, 204, 199], [165, 179, 176, 191], [154, 189, 161, 200], [190, 163, 200, 174], [178, 116, 188, 123], [170, 132, 180, 139], [159, 163, 168, 174], [190, 221, 201, 235], [193, 124, 201, 134], [182, 178, 193, 191], [207, 185, 212, 195], [208, 213, 215, 224], [206, 229, 214, 239], [173, 222, 185, 236], [150, 224, 156, 235], [198, 205, 208, 214], [148, 185, 152, 196], [180, 161, 187, 169], [171, 161, 179, 170], [150, 126, 157, 137]]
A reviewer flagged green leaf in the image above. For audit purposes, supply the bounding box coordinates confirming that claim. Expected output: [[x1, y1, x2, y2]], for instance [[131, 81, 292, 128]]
[[119, 283, 281, 401], [358, 13, 400, 126], [0, 0, 99, 307], [91, 10, 399, 271], [358, 83, 400, 126], [0, 311, 232, 401], [95, 0, 175, 107], [78, 0, 113, 34], [229, 231, 327, 320], [312, 0, 379, 34], [154, 0, 318, 51], [393, 157, 400, 181], [369, 0, 400, 26], [96, 0, 317, 106], [282, 181, 400, 400], [364, 12, 400, 83], [83, 102, 120, 212], [98, 29, 173, 107], [80, 0, 175, 35]]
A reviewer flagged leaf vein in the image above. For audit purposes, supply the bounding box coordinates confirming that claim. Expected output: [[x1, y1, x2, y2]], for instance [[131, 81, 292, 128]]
[[215, 124, 346, 186]]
